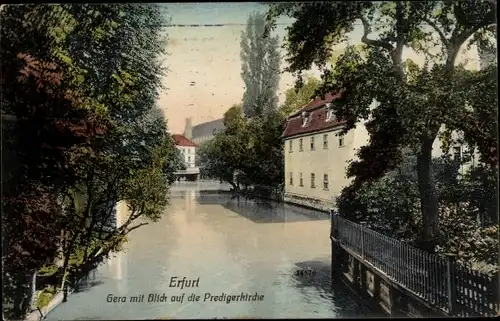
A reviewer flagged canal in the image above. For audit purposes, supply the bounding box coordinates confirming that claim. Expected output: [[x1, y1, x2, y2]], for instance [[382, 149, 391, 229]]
[[45, 181, 373, 320]]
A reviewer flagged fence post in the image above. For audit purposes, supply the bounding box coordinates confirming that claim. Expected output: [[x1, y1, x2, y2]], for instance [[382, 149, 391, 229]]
[[330, 209, 338, 239], [360, 221, 366, 259], [330, 209, 334, 238], [446, 253, 457, 315], [330, 211, 343, 282], [496, 269, 500, 316]]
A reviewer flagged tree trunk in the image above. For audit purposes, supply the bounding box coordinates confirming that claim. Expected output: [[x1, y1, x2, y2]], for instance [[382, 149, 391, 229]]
[[228, 181, 238, 192], [28, 271, 37, 312], [61, 234, 74, 303], [416, 137, 440, 252], [10, 271, 32, 320]]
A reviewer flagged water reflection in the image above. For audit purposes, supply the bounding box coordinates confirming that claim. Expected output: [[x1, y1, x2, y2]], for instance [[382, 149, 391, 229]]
[[46, 182, 372, 320]]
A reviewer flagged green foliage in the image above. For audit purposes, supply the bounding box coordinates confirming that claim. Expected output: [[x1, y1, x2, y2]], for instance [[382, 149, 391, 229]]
[[199, 105, 285, 191], [165, 142, 186, 183], [35, 286, 56, 309], [244, 110, 285, 190], [1, 4, 172, 319], [241, 12, 281, 118], [280, 76, 321, 117], [266, 1, 497, 247], [337, 154, 499, 270], [436, 206, 498, 272]]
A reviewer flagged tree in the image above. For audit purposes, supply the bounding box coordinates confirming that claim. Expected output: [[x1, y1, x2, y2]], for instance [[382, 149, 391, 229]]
[[45, 3, 171, 302], [266, 1, 497, 251], [337, 154, 498, 273], [198, 104, 286, 192], [244, 111, 285, 191], [198, 105, 250, 190], [280, 76, 321, 117], [165, 140, 186, 183], [240, 12, 281, 118], [1, 5, 109, 317], [1, 4, 172, 318]]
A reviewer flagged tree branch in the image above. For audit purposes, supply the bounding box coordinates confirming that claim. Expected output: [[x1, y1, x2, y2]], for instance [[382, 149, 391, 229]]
[[447, 2, 496, 71], [359, 16, 394, 52], [422, 17, 449, 47], [126, 222, 148, 233], [392, 2, 407, 81]]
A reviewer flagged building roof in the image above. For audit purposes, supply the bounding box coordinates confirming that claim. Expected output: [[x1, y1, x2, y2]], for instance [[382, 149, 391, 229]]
[[282, 92, 345, 139], [192, 118, 225, 138], [172, 134, 199, 147]]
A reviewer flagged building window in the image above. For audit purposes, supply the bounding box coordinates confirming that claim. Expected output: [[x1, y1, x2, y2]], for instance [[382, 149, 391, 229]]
[[299, 173, 303, 187], [311, 173, 315, 188], [323, 134, 328, 149], [339, 134, 344, 147], [301, 111, 309, 126], [299, 138, 303, 152], [453, 146, 461, 161], [310, 136, 315, 150], [326, 109, 335, 121], [323, 174, 329, 190], [188, 156, 191, 162], [289, 140, 293, 153], [289, 172, 293, 186]]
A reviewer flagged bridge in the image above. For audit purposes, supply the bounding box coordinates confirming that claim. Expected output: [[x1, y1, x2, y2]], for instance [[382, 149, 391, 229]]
[[174, 167, 200, 181]]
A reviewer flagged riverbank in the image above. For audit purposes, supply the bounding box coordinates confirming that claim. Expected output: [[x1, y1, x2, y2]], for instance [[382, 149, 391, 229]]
[[25, 273, 91, 321], [199, 188, 331, 214], [23, 252, 104, 321]]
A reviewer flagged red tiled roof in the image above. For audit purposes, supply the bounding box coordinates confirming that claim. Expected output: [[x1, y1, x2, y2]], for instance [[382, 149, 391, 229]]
[[172, 134, 198, 147], [282, 92, 346, 139]]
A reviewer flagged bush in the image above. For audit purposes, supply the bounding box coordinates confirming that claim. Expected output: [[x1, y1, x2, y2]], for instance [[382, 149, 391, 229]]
[[35, 286, 57, 309], [436, 205, 498, 273], [337, 154, 499, 270]]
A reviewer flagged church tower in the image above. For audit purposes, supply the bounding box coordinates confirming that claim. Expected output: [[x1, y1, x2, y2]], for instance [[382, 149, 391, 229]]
[[183, 117, 193, 139]]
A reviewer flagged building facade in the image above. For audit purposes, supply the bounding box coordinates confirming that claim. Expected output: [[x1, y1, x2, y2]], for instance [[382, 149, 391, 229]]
[[183, 117, 225, 146], [172, 134, 200, 179], [283, 90, 484, 211], [283, 93, 370, 211]]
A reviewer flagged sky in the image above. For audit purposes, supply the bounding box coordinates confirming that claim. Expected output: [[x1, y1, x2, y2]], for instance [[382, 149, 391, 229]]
[[157, 3, 483, 134], [156, 3, 327, 134]]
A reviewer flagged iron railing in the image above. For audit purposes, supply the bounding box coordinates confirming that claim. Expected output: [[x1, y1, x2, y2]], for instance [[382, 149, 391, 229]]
[[330, 212, 499, 317]]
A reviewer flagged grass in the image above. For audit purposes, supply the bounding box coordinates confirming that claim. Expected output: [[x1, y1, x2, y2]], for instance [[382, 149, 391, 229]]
[[35, 286, 57, 309], [38, 264, 59, 277]]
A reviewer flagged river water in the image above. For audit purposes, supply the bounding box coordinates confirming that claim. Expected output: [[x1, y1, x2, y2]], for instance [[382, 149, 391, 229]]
[[45, 181, 372, 320]]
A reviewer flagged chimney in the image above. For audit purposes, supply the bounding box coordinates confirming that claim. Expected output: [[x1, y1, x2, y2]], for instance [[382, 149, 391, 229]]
[[184, 117, 193, 139]]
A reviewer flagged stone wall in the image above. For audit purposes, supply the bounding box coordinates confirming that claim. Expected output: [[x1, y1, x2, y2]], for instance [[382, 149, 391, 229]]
[[284, 193, 334, 213]]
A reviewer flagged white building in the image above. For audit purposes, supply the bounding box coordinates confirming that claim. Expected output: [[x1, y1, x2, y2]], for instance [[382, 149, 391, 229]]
[[172, 134, 200, 179], [283, 93, 371, 211], [282, 91, 483, 211]]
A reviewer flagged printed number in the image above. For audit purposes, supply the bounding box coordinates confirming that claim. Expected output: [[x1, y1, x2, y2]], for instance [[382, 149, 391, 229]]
[[294, 268, 316, 277]]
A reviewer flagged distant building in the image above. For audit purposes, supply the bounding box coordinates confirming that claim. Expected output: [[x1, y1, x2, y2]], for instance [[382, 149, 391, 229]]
[[183, 117, 225, 146], [172, 134, 200, 179], [431, 43, 493, 174]]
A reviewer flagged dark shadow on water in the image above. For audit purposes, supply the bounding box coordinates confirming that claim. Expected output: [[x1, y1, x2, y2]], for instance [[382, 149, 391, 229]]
[[291, 260, 385, 318], [73, 279, 105, 293], [195, 194, 329, 223]]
